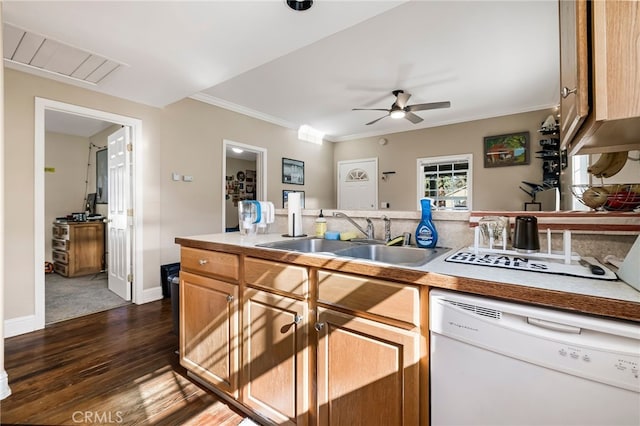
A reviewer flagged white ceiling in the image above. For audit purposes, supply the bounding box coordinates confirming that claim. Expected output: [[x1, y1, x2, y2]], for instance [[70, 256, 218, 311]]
[[3, 1, 560, 142]]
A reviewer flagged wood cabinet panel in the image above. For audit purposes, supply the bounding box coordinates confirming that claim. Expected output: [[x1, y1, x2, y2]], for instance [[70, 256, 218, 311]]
[[180, 270, 239, 397], [318, 270, 420, 329], [52, 222, 104, 277], [559, 0, 589, 148], [316, 307, 420, 426], [181, 247, 239, 282], [244, 257, 309, 297], [242, 289, 309, 425]]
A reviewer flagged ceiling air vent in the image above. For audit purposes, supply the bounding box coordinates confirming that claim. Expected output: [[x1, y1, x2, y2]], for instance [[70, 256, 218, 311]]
[[3, 23, 123, 85]]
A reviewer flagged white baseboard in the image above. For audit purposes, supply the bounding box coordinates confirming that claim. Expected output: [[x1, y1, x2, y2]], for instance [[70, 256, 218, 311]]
[[136, 286, 163, 305], [0, 369, 11, 400], [4, 314, 38, 338]]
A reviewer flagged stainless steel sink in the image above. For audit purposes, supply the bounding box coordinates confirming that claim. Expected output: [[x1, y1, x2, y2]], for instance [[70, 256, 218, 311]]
[[257, 237, 448, 267], [333, 244, 447, 267], [256, 238, 359, 253]]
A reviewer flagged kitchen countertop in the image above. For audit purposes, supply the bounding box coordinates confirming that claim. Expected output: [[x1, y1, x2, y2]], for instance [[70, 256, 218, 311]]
[[175, 232, 640, 322]]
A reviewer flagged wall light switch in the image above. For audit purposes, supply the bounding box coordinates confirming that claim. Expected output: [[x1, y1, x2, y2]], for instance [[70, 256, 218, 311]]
[[172, 172, 181, 181], [380, 202, 390, 209], [183, 175, 193, 182]]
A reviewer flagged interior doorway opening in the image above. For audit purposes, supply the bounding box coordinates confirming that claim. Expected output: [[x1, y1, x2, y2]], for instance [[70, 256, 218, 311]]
[[35, 98, 143, 331], [222, 140, 267, 232]]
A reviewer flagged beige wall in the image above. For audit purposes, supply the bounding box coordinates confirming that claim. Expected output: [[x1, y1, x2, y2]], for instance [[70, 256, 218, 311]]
[[44, 131, 91, 261], [4, 68, 335, 321], [334, 109, 556, 211]]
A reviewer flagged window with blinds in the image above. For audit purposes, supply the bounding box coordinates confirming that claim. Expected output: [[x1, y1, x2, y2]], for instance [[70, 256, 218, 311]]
[[417, 154, 473, 210]]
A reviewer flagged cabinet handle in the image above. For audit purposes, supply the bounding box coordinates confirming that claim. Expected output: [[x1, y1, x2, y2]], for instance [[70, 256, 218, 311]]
[[314, 322, 325, 332], [226, 295, 234, 302], [561, 86, 577, 98], [198, 259, 208, 265], [294, 314, 303, 325]]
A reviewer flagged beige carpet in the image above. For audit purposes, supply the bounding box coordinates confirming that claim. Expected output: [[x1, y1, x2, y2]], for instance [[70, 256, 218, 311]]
[[45, 272, 131, 324]]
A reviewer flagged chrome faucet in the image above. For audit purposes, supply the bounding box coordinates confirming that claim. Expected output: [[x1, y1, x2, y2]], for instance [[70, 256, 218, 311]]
[[381, 215, 391, 242], [333, 212, 374, 240]]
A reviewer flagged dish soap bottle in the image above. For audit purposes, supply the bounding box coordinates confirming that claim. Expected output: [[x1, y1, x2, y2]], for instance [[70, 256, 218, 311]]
[[415, 198, 438, 248], [315, 209, 327, 238]]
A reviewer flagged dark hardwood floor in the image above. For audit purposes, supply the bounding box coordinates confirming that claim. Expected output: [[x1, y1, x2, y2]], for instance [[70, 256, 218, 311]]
[[1, 299, 246, 425]]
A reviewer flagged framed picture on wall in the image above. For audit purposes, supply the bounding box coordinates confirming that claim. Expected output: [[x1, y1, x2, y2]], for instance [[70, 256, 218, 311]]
[[282, 190, 305, 209], [282, 158, 304, 185], [483, 131, 530, 168], [96, 148, 108, 203]]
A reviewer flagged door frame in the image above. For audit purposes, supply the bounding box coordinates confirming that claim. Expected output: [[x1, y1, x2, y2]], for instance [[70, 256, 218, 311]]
[[35, 97, 143, 330], [221, 139, 267, 231]]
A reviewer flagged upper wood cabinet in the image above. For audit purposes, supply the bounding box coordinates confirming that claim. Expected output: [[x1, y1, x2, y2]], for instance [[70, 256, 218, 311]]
[[558, 0, 589, 148], [561, 0, 640, 154]]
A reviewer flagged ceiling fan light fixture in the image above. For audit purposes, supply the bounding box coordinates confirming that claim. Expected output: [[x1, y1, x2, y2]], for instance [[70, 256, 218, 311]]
[[286, 0, 313, 11], [390, 110, 406, 119]]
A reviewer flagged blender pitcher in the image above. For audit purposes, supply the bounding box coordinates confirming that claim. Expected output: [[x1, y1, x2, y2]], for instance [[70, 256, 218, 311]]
[[238, 200, 261, 236]]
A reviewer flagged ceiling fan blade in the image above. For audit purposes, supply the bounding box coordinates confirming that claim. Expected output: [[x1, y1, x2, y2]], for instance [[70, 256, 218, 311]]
[[395, 91, 411, 108], [404, 112, 424, 124], [366, 115, 389, 125], [407, 101, 451, 112], [352, 108, 391, 112]]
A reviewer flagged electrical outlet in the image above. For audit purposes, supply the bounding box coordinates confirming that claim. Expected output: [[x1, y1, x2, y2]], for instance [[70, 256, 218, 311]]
[[183, 175, 193, 182]]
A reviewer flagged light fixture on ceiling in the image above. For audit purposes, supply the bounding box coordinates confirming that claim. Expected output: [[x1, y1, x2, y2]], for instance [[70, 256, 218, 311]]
[[286, 0, 313, 12], [232, 147, 244, 154], [298, 124, 324, 145], [389, 109, 406, 119]]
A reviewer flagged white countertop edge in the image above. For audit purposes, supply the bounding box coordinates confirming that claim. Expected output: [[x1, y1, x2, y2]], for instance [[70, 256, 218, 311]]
[[176, 232, 640, 304]]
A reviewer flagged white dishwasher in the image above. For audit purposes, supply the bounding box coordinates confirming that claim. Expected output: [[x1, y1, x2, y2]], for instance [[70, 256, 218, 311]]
[[430, 289, 640, 426]]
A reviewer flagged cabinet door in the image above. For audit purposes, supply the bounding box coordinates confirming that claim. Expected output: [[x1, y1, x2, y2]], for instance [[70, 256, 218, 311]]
[[315, 307, 420, 426], [559, 0, 589, 148], [68, 223, 104, 277], [180, 271, 239, 397], [242, 289, 309, 426]]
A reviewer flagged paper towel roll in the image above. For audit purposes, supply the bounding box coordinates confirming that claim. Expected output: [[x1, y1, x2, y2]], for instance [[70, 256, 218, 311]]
[[287, 192, 302, 236]]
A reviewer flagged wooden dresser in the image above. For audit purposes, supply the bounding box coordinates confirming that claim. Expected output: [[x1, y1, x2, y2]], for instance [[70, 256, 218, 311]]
[[52, 221, 105, 277]]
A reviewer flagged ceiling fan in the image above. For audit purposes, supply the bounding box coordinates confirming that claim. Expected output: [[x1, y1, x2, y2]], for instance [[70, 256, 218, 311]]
[[353, 90, 451, 125]]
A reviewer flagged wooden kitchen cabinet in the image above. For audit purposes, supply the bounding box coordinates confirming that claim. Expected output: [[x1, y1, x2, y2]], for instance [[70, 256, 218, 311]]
[[558, 0, 589, 149], [52, 221, 104, 277], [179, 269, 240, 397], [242, 288, 309, 426], [315, 271, 421, 426], [561, 0, 640, 154], [315, 307, 420, 426]]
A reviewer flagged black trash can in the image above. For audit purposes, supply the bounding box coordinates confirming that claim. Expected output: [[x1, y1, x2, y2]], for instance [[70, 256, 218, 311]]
[[160, 262, 180, 298], [170, 275, 180, 336]]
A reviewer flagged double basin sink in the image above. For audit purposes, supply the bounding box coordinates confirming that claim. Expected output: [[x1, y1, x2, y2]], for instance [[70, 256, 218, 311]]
[[256, 237, 448, 267]]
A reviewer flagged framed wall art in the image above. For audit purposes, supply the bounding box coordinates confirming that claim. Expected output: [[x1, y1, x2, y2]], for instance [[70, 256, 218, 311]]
[[282, 190, 305, 208], [483, 131, 530, 168], [282, 157, 304, 185]]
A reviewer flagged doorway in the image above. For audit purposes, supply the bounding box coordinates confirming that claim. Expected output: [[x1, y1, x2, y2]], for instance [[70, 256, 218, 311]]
[[35, 98, 143, 330], [222, 140, 267, 232]]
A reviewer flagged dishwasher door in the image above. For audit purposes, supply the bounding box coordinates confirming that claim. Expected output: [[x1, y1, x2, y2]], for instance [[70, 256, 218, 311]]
[[429, 289, 640, 426]]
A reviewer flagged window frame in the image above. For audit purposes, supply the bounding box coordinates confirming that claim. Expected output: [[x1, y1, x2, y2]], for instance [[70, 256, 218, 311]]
[[416, 153, 473, 211]]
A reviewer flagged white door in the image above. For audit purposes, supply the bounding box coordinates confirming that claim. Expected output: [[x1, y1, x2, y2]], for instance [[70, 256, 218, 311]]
[[337, 158, 378, 210], [107, 127, 132, 300]]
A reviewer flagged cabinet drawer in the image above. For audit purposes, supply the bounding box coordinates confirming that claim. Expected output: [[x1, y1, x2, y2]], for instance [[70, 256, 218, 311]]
[[181, 247, 239, 282], [52, 250, 68, 264], [52, 224, 70, 240], [244, 257, 308, 297], [52, 238, 69, 251], [54, 262, 69, 276], [318, 271, 420, 328]]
